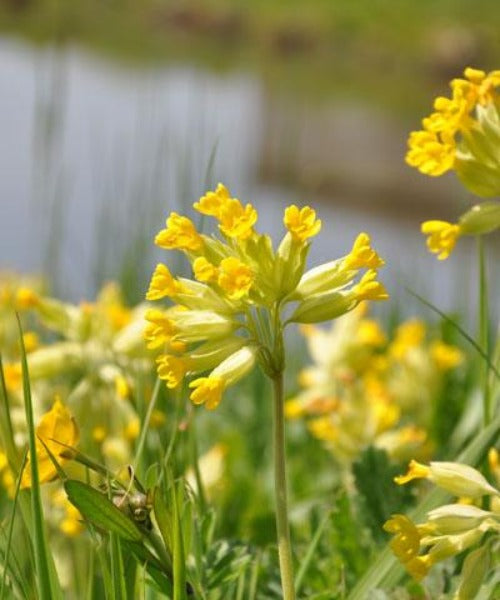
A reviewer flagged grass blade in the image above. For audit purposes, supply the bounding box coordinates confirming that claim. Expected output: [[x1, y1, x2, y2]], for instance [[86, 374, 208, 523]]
[[16, 313, 63, 600], [0, 448, 28, 600], [294, 510, 331, 594], [404, 287, 500, 380], [170, 475, 187, 600]]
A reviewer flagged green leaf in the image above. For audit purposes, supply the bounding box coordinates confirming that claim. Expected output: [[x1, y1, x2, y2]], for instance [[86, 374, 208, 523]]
[[153, 487, 173, 566], [64, 480, 143, 542], [353, 447, 413, 542]]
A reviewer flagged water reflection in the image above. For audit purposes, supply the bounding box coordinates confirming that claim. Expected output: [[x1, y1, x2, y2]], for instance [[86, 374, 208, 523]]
[[0, 38, 497, 322]]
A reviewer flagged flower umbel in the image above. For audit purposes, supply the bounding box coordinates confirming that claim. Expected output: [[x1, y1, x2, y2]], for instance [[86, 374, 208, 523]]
[[146, 183, 388, 409], [406, 66, 500, 197], [385, 460, 499, 588]]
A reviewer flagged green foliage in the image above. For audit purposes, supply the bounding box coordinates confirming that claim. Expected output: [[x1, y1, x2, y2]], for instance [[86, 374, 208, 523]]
[[352, 447, 414, 543]]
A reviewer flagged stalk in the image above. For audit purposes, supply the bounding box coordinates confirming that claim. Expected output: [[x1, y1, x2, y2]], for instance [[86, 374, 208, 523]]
[[272, 371, 295, 600], [477, 236, 490, 426]]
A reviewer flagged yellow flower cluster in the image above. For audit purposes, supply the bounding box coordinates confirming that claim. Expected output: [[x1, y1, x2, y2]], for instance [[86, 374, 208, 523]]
[[287, 309, 463, 464], [406, 67, 500, 182], [385, 459, 499, 591], [146, 183, 388, 409]]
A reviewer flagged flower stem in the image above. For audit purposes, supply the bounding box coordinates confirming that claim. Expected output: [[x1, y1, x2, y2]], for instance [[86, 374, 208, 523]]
[[272, 371, 295, 600], [477, 236, 490, 426]]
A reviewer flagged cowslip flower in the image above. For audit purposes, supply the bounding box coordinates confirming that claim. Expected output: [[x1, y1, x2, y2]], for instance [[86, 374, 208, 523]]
[[286, 307, 459, 466], [420, 200, 500, 260], [21, 398, 79, 489], [406, 66, 500, 197], [385, 460, 500, 588], [146, 184, 388, 598], [394, 459, 499, 498], [146, 184, 388, 411]]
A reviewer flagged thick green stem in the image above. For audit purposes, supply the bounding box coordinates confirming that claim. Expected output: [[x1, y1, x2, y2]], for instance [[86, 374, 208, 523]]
[[272, 372, 295, 600], [477, 236, 490, 426]]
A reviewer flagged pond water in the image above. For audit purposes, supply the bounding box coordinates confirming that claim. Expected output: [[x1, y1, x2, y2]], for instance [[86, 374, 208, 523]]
[[0, 38, 497, 323]]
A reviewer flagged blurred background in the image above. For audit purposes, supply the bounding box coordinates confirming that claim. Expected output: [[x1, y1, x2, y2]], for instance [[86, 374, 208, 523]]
[[1, 0, 499, 319]]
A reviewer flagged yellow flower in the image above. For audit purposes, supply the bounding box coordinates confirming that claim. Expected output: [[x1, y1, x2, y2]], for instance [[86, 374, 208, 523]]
[[395, 460, 499, 497], [189, 376, 225, 410], [155, 213, 202, 251], [60, 502, 83, 537], [405, 555, 432, 581], [156, 354, 189, 389], [284, 205, 322, 243], [217, 198, 257, 239], [144, 309, 177, 349], [383, 514, 421, 562], [146, 263, 182, 300], [352, 270, 389, 301], [194, 183, 231, 217], [3, 362, 22, 393], [23, 331, 40, 353], [430, 341, 463, 370], [193, 256, 218, 283], [15, 287, 40, 310], [357, 318, 386, 346], [21, 399, 79, 489], [421, 220, 461, 260], [343, 233, 385, 270], [92, 426, 107, 443], [406, 130, 455, 176], [217, 257, 254, 299], [124, 417, 140, 441], [189, 346, 256, 409], [390, 319, 426, 359], [150, 409, 166, 428], [114, 375, 130, 399]]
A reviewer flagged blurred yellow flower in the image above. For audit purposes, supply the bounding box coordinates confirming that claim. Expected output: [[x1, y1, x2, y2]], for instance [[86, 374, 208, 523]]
[[430, 341, 463, 370], [421, 220, 462, 260], [21, 399, 79, 489]]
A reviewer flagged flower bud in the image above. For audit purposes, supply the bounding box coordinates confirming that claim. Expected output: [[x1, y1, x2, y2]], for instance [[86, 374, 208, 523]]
[[458, 200, 500, 235], [426, 503, 492, 534], [289, 290, 356, 324]]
